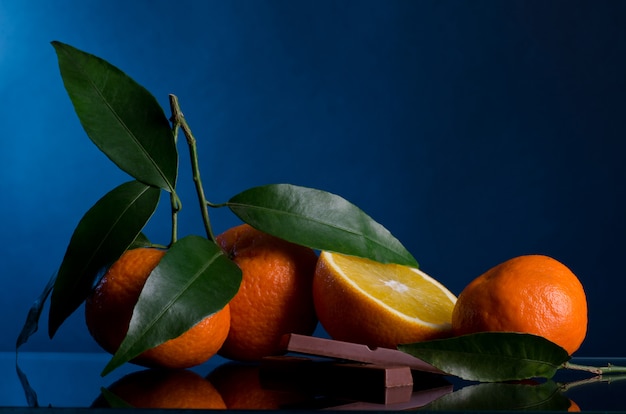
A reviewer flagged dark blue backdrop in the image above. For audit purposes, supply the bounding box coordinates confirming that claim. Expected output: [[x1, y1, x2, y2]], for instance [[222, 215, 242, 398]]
[[2, 0, 625, 356]]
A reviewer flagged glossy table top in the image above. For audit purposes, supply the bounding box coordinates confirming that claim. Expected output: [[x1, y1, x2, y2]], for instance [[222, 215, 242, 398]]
[[3, 352, 626, 411]]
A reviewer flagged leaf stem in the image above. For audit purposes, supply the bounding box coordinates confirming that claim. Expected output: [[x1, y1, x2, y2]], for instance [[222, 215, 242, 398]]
[[168, 119, 182, 246], [168, 94, 215, 242], [169, 192, 181, 246], [206, 201, 228, 208], [562, 361, 626, 376]]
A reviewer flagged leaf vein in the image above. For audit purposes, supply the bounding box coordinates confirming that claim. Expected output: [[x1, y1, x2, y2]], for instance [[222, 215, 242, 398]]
[[229, 202, 405, 257], [60, 44, 173, 191]]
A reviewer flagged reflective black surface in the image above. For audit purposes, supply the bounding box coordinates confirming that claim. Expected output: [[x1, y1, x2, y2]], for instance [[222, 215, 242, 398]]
[[4, 353, 626, 411]]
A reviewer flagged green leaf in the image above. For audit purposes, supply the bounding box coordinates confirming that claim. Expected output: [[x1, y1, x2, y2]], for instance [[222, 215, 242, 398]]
[[227, 183, 418, 267], [421, 380, 571, 411], [101, 235, 242, 376], [398, 332, 570, 382], [51, 41, 177, 191], [48, 181, 160, 337], [128, 233, 152, 249]]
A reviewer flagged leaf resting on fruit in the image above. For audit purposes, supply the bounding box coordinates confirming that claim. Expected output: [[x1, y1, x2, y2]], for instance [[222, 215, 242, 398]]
[[49, 180, 160, 337], [227, 183, 418, 267], [102, 235, 242, 376]]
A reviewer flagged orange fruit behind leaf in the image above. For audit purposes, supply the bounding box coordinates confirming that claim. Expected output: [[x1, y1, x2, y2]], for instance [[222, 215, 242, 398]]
[[451, 254, 587, 355], [85, 247, 231, 369], [216, 224, 318, 361]]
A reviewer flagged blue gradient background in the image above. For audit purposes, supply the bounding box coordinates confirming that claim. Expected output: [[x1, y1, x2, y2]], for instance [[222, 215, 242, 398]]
[[2, 0, 625, 357]]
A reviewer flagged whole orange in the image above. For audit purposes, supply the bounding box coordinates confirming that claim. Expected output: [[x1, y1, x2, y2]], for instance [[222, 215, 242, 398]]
[[216, 224, 318, 361], [85, 247, 231, 369], [93, 368, 226, 409], [451, 255, 587, 355]]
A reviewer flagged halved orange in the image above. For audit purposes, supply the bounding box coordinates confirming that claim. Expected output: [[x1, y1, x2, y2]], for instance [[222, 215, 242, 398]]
[[313, 251, 457, 348]]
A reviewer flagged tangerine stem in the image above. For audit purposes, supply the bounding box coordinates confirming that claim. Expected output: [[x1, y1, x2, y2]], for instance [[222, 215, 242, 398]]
[[168, 123, 182, 245], [168, 94, 215, 242]]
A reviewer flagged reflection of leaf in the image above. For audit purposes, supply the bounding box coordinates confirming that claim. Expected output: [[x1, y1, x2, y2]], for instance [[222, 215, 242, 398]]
[[99, 387, 133, 408], [48, 181, 160, 337], [399, 332, 570, 382], [16, 272, 56, 350], [421, 381, 571, 411], [129, 233, 152, 249], [52, 41, 177, 192], [15, 272, 58, 408], [228, 183, 418, 267], [102, 235, 242, 376], [15, 361, 40, 408]]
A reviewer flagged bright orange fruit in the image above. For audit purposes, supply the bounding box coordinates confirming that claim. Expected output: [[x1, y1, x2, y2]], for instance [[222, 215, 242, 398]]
[[313, 251, 457, 349], [451, 254, 588, 355], [216, 224, 318, 361], [85, 247, 230, 369]]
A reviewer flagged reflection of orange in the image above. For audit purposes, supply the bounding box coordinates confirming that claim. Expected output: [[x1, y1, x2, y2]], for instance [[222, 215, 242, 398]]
[[85, 248, 231, 369], [568, 399, 581, 412], [452, 255, 587, 355], [216, 224, 318, 361], [93, 368, 226, 409], [207, 362, 308, 409]]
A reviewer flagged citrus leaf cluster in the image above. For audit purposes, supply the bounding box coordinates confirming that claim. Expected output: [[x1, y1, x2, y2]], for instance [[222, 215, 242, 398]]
[[17, 41, 417, 375]]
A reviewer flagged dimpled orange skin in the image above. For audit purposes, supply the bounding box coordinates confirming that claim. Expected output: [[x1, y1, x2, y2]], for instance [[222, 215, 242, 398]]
[[216, 224, 319, 361], [85, 248, 231, 369], [451, 255, 588, 355], [93, 369, 227, 409]]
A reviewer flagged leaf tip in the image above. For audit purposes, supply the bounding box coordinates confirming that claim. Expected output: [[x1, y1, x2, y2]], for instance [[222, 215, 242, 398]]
[[100, 357, 119, 377]]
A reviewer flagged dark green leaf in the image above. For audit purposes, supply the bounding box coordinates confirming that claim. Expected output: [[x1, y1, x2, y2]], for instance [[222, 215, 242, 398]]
[[48, 181, 160, 337], [101, 235, 242, 376], [398, 332, 570, 382], [129, 233, 152, 249], [227, 183, 418, 267], [421, 380, 571, 411], [51, 41, 177, 191]]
